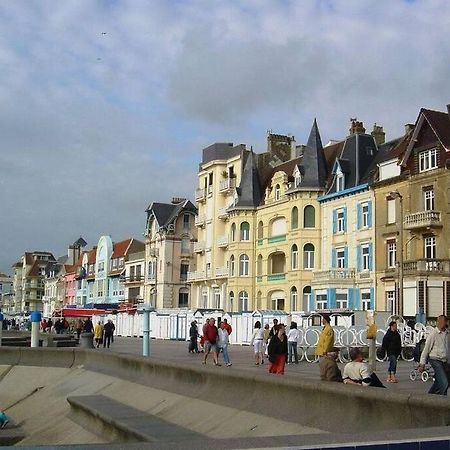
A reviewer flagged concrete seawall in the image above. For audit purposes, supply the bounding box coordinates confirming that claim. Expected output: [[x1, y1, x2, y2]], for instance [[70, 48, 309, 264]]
[[1, 346, 450, 435]]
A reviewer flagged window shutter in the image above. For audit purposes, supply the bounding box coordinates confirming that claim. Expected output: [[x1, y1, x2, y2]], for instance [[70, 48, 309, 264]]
[[332, 209, 337, 234], [368, 201, 373, 228], [368, 242, 373, 270], [327, 288, 336, 308], [356, 203, 362, 230], [356, 245, 361, 272], [348, 288, 354, 309], [331, 248, 336, 268], [310, 289, 315, 312], [343, 207, 348, 232], [369, 287, 375, 310], [344, 246, 348, 268], [354, 288, 361, 310]]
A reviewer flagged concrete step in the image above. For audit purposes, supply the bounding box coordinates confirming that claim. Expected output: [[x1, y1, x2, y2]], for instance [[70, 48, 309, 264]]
[[0, 421, 26, 446], [67, 395, 205, 444]]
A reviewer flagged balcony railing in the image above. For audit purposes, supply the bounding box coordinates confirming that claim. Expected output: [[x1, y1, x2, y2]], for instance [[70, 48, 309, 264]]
[[123, 276, 143, 283], [404, 210, 442, 230], [403, 259, 450, 275], [268, 235, 286, 244], [217, 235, 229, 248], [193, 242, 205, 253], [215, 267, 229, 278], [195, 215, 206, 227], [219, 177, 236, 193], [313, 269, 356, 282], [268, 273, 286, 282], [195, 188, 206, 202], [187, 271, 206, 282], [217, 207, 229, 220]]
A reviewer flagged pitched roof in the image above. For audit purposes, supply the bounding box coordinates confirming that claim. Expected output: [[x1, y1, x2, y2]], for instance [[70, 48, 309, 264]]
[[73, 237, 88, 248], [111, 239, 133, 259], [146, 199, 198, 228], [234, 151, 262, 208], [87, 248, 97, 264]]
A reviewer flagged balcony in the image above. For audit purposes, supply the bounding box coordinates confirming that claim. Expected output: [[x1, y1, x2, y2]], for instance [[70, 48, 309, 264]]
[[123, 275, 143, 284], [193, 242, 205, 253], [195, 215, 206, 227], [268, 273, 286, 282], [195, 188, 206, 202], [217, 235, 229, 248], [313, 269, 356, 282], [268, 235, 287, 244], [219, 177, 236, 193], [404, 210, 442, 230], [187, 271, 206, 282], [217, 207, 229, 220], [215, 267, 229, 278], [403, 259, 450, 275]]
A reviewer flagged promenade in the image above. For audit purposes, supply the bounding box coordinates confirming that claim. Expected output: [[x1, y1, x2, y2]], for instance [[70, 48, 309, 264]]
[[107, 336, 429, 395]]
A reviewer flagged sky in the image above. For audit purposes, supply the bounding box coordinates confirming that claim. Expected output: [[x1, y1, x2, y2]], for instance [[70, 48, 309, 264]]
[[1, 0, 450, 273]]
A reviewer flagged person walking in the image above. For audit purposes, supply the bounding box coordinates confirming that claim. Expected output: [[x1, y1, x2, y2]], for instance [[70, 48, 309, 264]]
[[203, 318, 220, 366], [263, 323, 270, 358], [83, 317, 93, 333], [381, 320, 402, 383], [315, 314, 334, 357], [75, 319, 83, 340], [103, 319, 115, 348], [218, 322, 232, 366], [94, 321, 104, 348], [268, 318, 279, 338], [419, 314, 450, 395], [268, 324, 288, 375], [250, 321, 265, 365], [189, 321, 199, 353], [287, 322, 301, 364]]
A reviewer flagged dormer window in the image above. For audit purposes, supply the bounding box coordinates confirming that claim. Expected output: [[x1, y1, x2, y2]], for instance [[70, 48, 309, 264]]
[[336, 173, 345, 192], [419, 148, 438, 172], [293, 167, 302, 188], [275, 184, 281, 201]]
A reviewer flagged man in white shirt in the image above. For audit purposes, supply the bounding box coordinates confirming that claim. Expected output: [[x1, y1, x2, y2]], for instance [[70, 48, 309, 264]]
[[343, 347, 385, 388], [419, 315, 450, 395]]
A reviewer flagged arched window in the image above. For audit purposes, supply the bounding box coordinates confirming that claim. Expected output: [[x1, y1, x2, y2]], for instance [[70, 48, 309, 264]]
[[239, 291, 249, 312], [229, 291, 235, 310], [178, 288, 189, 307], [240, 222, 250, 241], [257, 254, 263, 276], [291, 207, 299, 229], [230, 223, 236, 241], [304, 205, 316, 228], [290, 286, 298, 311], [303, 286, 312, 311], [230, 255, 235, 276], [275, 184, 281, 201], [270, 217, 286, 237], [303, 244, 315, 269], [257, 221, 264, 239], [239, 254, 249, 276], [291, 244, 299, 270]]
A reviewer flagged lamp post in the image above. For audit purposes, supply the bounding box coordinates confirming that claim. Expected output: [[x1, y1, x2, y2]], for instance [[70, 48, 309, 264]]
[[389, 191, 404, 317]]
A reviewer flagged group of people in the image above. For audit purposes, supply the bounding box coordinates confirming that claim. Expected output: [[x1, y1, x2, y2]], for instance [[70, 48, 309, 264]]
[[93, 319, 116, 349], [40, 318, 72, 334]]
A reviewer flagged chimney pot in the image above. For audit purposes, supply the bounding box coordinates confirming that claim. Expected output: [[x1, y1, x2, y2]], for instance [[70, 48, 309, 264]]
[[371, 123, 385, 146], [349, 118, 366, 135]]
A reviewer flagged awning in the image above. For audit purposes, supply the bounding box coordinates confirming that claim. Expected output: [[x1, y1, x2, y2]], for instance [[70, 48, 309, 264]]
[[53, 308, 107, 318]]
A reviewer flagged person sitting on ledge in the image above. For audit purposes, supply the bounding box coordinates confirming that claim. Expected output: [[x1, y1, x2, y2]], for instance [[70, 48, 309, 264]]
[[319, 347, 343, 382], [343, 347, 385, 388]]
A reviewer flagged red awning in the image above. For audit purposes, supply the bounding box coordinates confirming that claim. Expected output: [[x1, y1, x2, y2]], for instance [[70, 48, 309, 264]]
[[53, 308, 107, 318]]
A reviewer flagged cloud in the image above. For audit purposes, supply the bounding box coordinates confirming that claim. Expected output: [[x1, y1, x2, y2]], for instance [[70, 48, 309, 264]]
[[1, 0, 450, 272]]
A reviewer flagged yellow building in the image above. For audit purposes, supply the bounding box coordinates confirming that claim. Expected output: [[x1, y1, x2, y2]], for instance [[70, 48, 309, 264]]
[[189, 122, 328, 312]]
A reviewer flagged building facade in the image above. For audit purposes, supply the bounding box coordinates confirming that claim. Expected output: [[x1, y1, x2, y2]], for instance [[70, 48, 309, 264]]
[[0, 273, 13, 312], [144, 198, 198, 309], [124, 250, 145, 304]]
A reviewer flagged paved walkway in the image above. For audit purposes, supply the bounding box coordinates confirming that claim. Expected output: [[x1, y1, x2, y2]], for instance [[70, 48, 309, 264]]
[[100, 336, 432, 395]]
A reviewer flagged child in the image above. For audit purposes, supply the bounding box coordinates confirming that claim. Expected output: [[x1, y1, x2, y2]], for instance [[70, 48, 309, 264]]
[[0, 411, 9, 428]]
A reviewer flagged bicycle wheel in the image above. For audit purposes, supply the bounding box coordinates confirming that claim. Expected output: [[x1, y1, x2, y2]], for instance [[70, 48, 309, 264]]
[[421, 371, 429, 382], [409, 370, 417, 381]]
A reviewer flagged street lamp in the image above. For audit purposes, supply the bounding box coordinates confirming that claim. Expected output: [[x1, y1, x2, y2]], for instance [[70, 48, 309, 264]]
[[389, 191, 404, 317]]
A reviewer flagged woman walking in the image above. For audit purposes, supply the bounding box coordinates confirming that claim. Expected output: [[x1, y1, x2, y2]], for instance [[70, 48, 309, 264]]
[[94, 321, 104, 349], [218, 322, 232, 366], [381, 320, 402, 383], [268, 324, 288, 375], [250, 321, 265, 365], [287, 322, 301, 364], [189, 321, 199, 354]]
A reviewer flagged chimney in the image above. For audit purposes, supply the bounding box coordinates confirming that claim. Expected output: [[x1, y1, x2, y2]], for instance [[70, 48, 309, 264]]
[[171, 197, 186, 204], [371, 123, 385, 146], [349, 118, 366, 135], [404, 123, 415, 134]]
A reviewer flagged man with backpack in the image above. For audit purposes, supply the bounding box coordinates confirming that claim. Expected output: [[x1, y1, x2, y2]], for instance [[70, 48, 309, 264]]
[[419, 315, 450, 395]]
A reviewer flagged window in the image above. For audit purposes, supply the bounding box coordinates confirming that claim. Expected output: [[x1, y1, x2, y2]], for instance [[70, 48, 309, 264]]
[[112, 258, 118, 269], [336, 293, 348, 309], [183, 214, 190, 230], [303, 286, 312, 311], [206, 263, 211, 277], [257, 221, 264, 239], [336, 173, 345, 192], [229, 291, 234, 310], [387, 198, 396, 224], [336, 248, 346, 269], [361, 203, 369, 228], [98, 261, 105, 272], [291, 207, 299, 229], [275, 184, 281, 201], [387, 240, 396, 268], [386, 290, 396, 314], [136, 265, 141, 280], [290, 287, 298, 311], [419, 148, 438, 172], [303, 243, 315, 269], [238, 291, 248, 312], [424, 236, 436, 259], [334, 208, 346, 233], [202, 290, 208, 308], [178, 288, 189, 307], [230, 255, 235, 276], [148, 260, 156, 280], [362, 244, 370, 271], [181, 237, 190, 253], [214, 290, 221, 309], [257, 254, 263, 276], [304, 205, 315, 228], [362, 292, 371, 311], [291, 244, 299, 270], [130, 265, 135, 281], [230, 223, 236, 241], [423, 187, 435, 211], [271, 217, 286, 236], [294, 172, 301, 187], [316, 294, 327, 310], [118, 258, 124, 267], [239, 254, 249, 276], [180, 263, 189, 281], [240, 222, 250, 241]]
